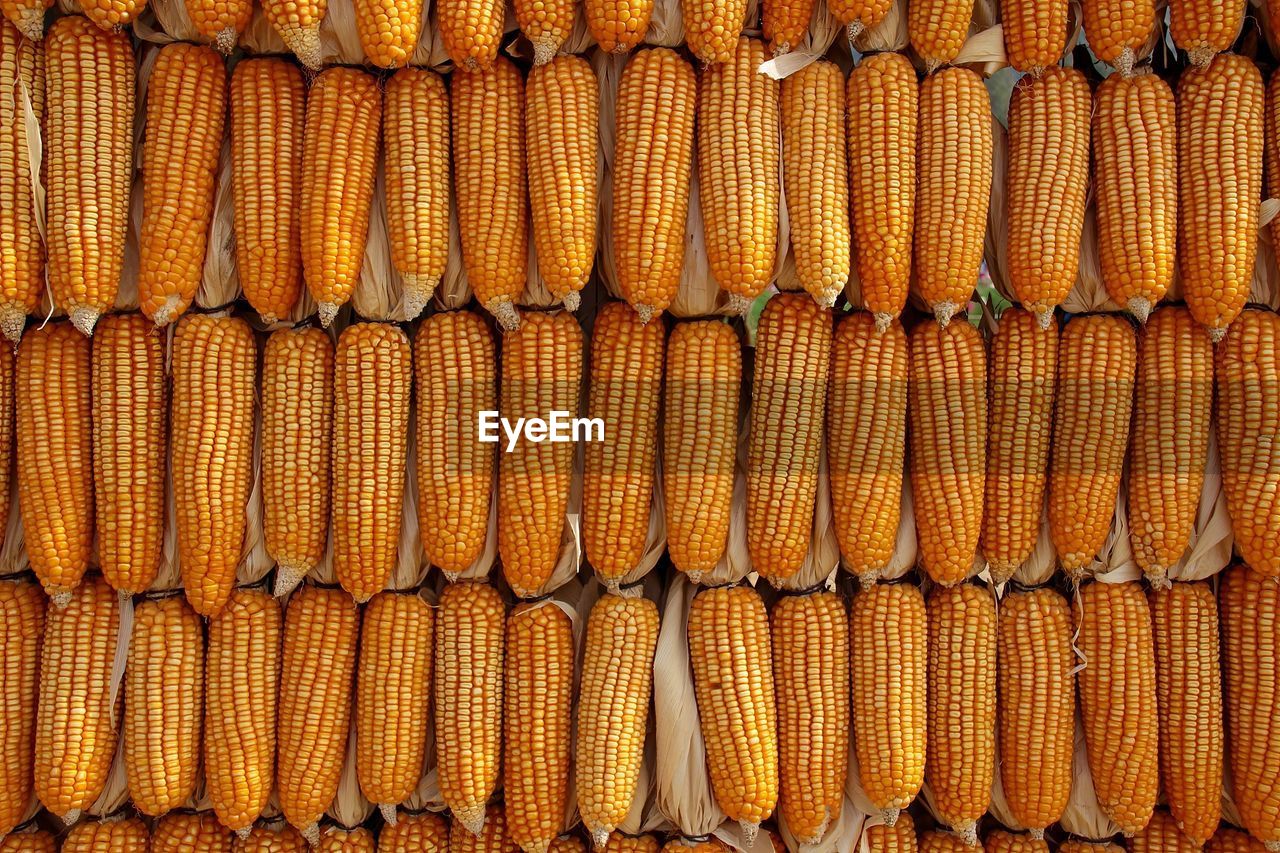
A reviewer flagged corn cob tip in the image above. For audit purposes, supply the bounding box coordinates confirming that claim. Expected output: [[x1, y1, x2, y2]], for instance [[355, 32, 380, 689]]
[[301, 823, 320, 847], [773, 42, 792, 57], [881, 807, 900, 826], [1116, 47, 1136, 77], [955, 822, 979, 847], [1267, 842, 1280, 852], [151, 295, 183, 327], [591, 828, 611, 849], [727, 294, 752, 316], [402, 273, 439, 320], [933, 301, 958, 328], [489, 298, 522, 331], [0, 304, 25, 344], [455, 804, 487, 837], [563, 290, 581, 311], [15, 7, 42, 39], [815, 291, 838, 309], [1034, 308, 1054, 330], [214, 26, 236, 54], [379, 803, 398, 826], [986, 561, 1016, 586], [60, 809, 80, 826], [634, 303, 656, 324], [282, 25, 323, 70], [69, 307, 100, 337], [1209, 325, 1228, 343], [740, 822, 759, 847], [273, 562, 308, 598], [50, 590, 72, 608], [1127, 296, 1153, 324], [235, 826, 252, 839], [685, 568, 704, 584], [873, 312, 894, 333], [318, 302, 339, 328], [1188, 46, 1215, 67], [857, 571, 879, 589], [261, 313, 279, 326], [1144, 568, 1171, 590], [926, 59, 944, 74], [531, 33, 562, 65]]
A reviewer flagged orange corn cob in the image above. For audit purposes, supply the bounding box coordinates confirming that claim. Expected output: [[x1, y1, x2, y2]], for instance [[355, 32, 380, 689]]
[[438, 0, 504, 69], [262, 0, 327, 68], [846, 52, 917, 328], [62, 817, 150, 852], [317, 827, 376, 853], [1268, 68, 1280, 256], [332, 323, 412, 602], [498, 311, 583, 597], [516, 0, 573, 63], [451, 806, 517, 853], [983, 832, 1048, 853], [659, 843, 727, 853], [919, 833, 971, 853], [354, 0, 422, 67], [1048, 314, 1137, 576], [152, 812, 231, 852], [0, 0, 44, 39], [172, 315, 256, 617], [0, 829, 56, 853], [380, 813, 450, 852], [234, 823, 309, 853], [763, 0, 814, 55], [602, 835, 660, 853], [1130, 810, 1201, 852], [1000, 0, 1067, 72], [1207, 827, 1271, 852], [908, 0, 975, 68], [0, 578, 43, 837], [45, 17, 133, 335], [1058, 844, 1123, 853], [188, 0, 252, 52], [586, 0, 652, 52], [0, 346, 12, 558], [862, 812, 917, 852], [1179, 53, 1264, 340], [826, 0, 890, 40], [17, 322, 93, 600], [1082, 0, 1155, 72], [682, 0, 746, 63], [79, 0, 146, 35], [612, 48, 697, 322], [0, 21, 43, 341]]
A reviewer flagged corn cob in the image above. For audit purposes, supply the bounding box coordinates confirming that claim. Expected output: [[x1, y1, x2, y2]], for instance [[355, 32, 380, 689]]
[[234, 823, 309, 853], [1129, 306, 1213, 586], [0, 21, 42, 341], [577, 594, 660, 848], [332, 323, 411, 602], [698, 38, 779, 312], [1048, 314, 1137, 576], [0, 578, 43, 837], [1218, 310, 1280, 576], [983, 832, 1048, 853], [415, 310, 497, 575], [863, 812, 917, 852], [772, 592, 849, 843], [317, 827, 375, 853], [747, 293, 831, 582], [0, 346, 12, 559], [137, 44, 227, 327], [1130, 810, 1201, 852], [612, 48, 697, 322], [999, 0, 1067, 72], [79, 0, 146, 35], [124, 595, 205, 817], [262, 327, 333, 596], [1268, 69, 1280, 256], [826, 0, 889, 40], [527, 56, 598, 309], [505, 602, 574, 853], [436, 582, 506, 836], [1220, 564, 1280, 848], [302, 67, 381, 328], [172, 315, 256, 617], [17, 322, 93, 600], [353, 0, 421, 67], [92, 313, 166, 595], [584, 302, 664, 587], [516, 0, 573, 63], [919, 833, 971, 853], [1180, 53, 1264, 340], [187, 0, 251, 52], [664, 320, 740, 577], [683, 0, 745, 63], [45, 17, 133, 334], [926, 583, 996, 844], [34, 574, 119, 821], [549, 840, 585, 853], [262, 0, 327, 68], [1208, 827, 1271, 852], [846, 52, 917, 329], [908, 319, 985, 586], [909, 0, 975, 68], [453, 57, 526, 330], [0, 830, 56, 853], [1074, 581, 1159, 835], [62, 817, 150, 852], [385, 68, 450, 317], [780, 61, 849, 307], [915, 67, 992, 326], [451, 806, 517, 853], [153, 812, 231, 852], [380, 813, 450, 852], [206, 588, 282, 832], [1082, 0, 1154, 73], [763, 0, 814, 55], [498, 311, 583, 597], [586, 0, 652, 51], [277, 585, 360, 838], [438, 0, 504, 69], [231, 58, 306, 325], [602, 835, 660, 853], [659, 844, 728, 853], [828, 314, 907, 582], [1058, 844, 1123, 853], [996, 587, 1074, 833]]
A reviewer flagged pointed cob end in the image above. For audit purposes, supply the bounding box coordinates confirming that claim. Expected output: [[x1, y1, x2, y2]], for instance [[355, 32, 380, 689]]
[[590, 828, 611, 850], [1188, 46, 1214, 68], [562, 290, 581, 312], [873, 312, 894, 334], [301, 823, 320, 847], [0, 303, 25, 344], [151, 295, 182, 328], [635, 303, 656, 324], [1116, 47, 1136, 78], [455, 804, 486, 837], [727, 293, 752, 316], [685, 568, 704, 585], [881, 807, 900, 826], [70, 306, 100, 337], [1266, 842, 1280, 852], [51, 590, 73, 609], [1127, 296, 1153, 324], [773, 41, 792, 57], [815, 289, 839, 309], [488, 298, 521, 331], [531, 33, 561, 65], [858, 570, 879, 590], [15, 6, 42, 39], [235, 827, 253, 839], [402, 272, 439, 320], [214, 26, 236, 54], [846, 21, 864, 50], [740, 822, 760, 847], [1209, 324, 1228, 343], [285, 25, 323, 71], [1034, 307, 1054, 330], [379, 803, 398, 826], [273, 562, 309, 598], [61, 809, 81, 826], [1144, 569, 1171, 590], [933, 301, 957, 328], [1029, 828, 1045, 840], [955, 821, 978, 847], [318, 301, 340, 329]]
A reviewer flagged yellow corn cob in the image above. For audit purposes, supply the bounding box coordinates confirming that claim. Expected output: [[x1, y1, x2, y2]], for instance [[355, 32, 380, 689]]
[[1048, 314, 1137, 576], [577, 594, 660, 847], [659, 843, 728, 853], [234, 823, 309, 853], [436, 581, 506, 836], [172, 315, 256, 617], [17, 322, 93, 600], [763, 0, 813, 55], [584, 302, 664, 587], [850, 582, 926, 824], [602, 836, 659, 853], [505, 602, 574, 853], [828, 314, 907, 582], [999, 0, 1067, 72], [983, 832, 1048, 853], [1208, 827, 1271, 852], [452, 57, 526, 331], [780, 60, 849, 307], [682, 0, 745, 62], [919, 833, 970, 853], [79, 0, 146, 33], [516, 0, 573, 63], [317, 827, 375, 853], [231, 58, 305, 325], [1082, 0, 1155, 72], [549, 839, 584, 853], [353, 0, 421, 66], [451, 806, 517, 853], [915, 67, 992, 326], [92, 313, 166, 595], [699, 38, 779, 311], [1006, 66, 1090, 325], [863, 812, 917, 852], [996, 587, 1074, 833], [0, 578, 43, 837], [0, 21, 42, 341], [1129, 306, 1213, 585], [34, 574, 119, 821], [826, 0, 889, 40], [1058, 844, 1122, 853], [124, 595, 205, 817], [357, 592, 434, 817], [332, 323, 411, 602], [45, 17, 133, 335], [262, 327, 334, 596], [262, 0, 327, 68], [1220, 564, 1280, 848], [498, 311, 583, 597], [153, 812, 231, 852], [0, 829, 56, 853], [380, 813, 450, 853], [846, 52, 917, 328], [0, 347, 12, 558], [1179, 53, 1264, 340], [612, 48, 697, 322], [1218, 310, 1280, 576], [772, 592, 849, 843], [926, 583, 996, 844], [277, 585, 360, 838], [908, 319, 985, 586], [414, 310, 497, 575], [438, 0, 504, 69], [688, 585, 779, 841], [302, 67, 381, 328], [908, 0, 975, 67], [385, 68, 450, 317], [747, 293, 831, 582], [586, 0, 652, 52], [137, 44, 226, 327], [206, 588, 282, 832], [1130, 810, 1201, 852], [1074, 581, 1159, 835], [982, 308, 1057, 583], [187, 0, 252, 51], [1268, 69, 1280, 257], [62, 817, 150, 852], [527, 55, 599, 309], [663, 321, 740, 577]]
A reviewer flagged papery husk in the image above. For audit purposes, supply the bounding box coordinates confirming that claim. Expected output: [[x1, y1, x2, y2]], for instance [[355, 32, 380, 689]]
[[132, 0, 197, 43], [1163, 432, 1233, 582], [0, 473, 28, 576], [682, 416, 753, 587], [236, 374, 275, 586], [766, 451, 839, 591], [399, 587, 442, 816], [388, 435, 431, 591], [849, 0, 907, 52], [756, 1, 841, 80], [433, 203, 471, 311], [953, 23, 1009, 75], [1058, 712, 1123, 840], [777, 724, 868, 853], [611, 460, 670, 591], [84, 734, 132, 817], [840, 476, 917, 586], [984, 116, 1013, 305], [240, 0, 365, 65], [327, 715, 375, 829], [1086, 479, 1143, 584], [1009, 513, 1058, 587], [351, 167, 409, 323], [195, 139, 242, 311], [1062, 209, 1122, 315], [987, 762, 1025, 833]]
